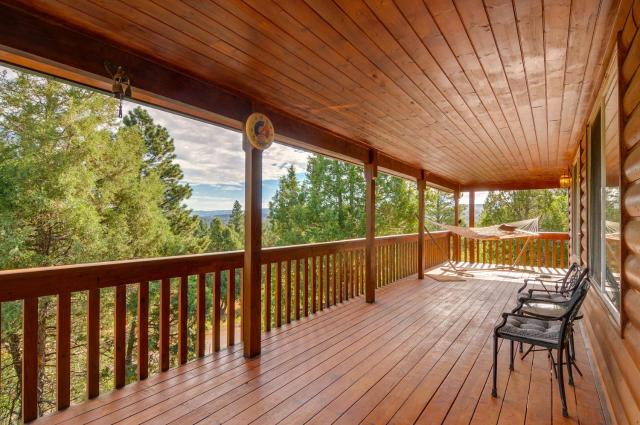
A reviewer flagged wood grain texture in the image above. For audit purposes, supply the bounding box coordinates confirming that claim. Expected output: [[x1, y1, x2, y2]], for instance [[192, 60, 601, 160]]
[[0, 0, 621, 189], [32, 270, 605, 425], [56, 292, 71, 410], [138, 281, 149, 380], [114, 284, 126, 388]]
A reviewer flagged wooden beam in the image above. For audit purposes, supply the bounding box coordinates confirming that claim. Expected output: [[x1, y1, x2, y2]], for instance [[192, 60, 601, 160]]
[[364, 153, 377, 303], [460, 179, 560, 191], [468, 191, 475, 262], [417, 177, 426, 279], [454, 190, 460, 262], [0, 3, 249, 129], [423, 171, 458, 192], [242, 128, 263, 357]]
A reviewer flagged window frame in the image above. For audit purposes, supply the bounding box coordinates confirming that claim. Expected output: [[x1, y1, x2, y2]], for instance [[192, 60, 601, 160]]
[[587, 107, 621, 321]]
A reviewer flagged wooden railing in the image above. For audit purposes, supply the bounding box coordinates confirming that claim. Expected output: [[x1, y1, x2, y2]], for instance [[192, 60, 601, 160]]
[[0, 231, 449, 422], [453, 232, 570, 269]]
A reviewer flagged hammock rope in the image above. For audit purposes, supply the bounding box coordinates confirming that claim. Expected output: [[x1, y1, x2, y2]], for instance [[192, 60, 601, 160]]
[[426, 217, 539, 240]]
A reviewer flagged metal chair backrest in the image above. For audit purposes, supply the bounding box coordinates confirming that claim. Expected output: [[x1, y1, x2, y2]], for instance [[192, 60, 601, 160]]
[[557, 277, 591, 343], [564, 277, 591, 321], [561, 264, 588, 293]]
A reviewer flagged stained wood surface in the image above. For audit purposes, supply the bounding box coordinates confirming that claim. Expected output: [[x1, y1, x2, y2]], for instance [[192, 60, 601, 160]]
[[1, 0, 621, 188], [32, 266, 604, 425]]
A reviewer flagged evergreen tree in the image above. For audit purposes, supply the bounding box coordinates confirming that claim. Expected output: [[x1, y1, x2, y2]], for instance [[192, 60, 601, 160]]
[[268, 165, 306, 245], [122, 107, 207, 254], [479, 189, 568, 231], [209, 217, 242, 251], [228, 200, 244, 242]]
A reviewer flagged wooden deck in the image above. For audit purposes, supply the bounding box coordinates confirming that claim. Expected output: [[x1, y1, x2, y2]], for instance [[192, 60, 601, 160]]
[[37, 265, 606, 425]]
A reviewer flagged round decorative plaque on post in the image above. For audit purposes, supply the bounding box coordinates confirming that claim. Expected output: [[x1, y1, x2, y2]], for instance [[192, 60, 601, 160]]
[[245, 113, 274, 150]]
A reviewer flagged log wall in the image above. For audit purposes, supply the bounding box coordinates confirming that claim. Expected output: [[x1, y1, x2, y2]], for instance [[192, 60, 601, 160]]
[[579, 2, 640, 423]]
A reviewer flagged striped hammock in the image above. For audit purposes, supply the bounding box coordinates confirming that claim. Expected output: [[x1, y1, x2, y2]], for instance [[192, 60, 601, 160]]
[[427, 217, 539, 241]]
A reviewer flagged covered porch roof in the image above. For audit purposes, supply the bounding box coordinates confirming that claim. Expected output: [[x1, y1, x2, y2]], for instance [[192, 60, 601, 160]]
[[0, 0, 626, 190]]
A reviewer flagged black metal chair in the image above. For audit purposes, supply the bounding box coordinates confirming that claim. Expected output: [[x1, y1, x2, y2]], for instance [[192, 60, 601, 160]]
[[516, 267, 589, 364], [516, 263, 584, 302], [492, 278, 591, 417]]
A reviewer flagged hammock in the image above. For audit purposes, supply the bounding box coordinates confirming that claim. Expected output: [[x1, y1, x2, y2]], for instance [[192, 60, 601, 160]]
[[426, 217, 539, 240], [423, 217, 540, 275]]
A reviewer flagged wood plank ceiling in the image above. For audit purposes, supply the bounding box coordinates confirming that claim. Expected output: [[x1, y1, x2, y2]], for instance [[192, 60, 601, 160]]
[[6, 0, 621, 188]]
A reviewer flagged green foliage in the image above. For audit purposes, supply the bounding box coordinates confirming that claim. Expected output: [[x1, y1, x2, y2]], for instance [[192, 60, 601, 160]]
[[0, 70, 211, 422], [479, 189, 568, 231]]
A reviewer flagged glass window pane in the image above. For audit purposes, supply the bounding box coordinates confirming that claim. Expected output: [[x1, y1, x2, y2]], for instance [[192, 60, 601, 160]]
[[602, 56, 621, 309]]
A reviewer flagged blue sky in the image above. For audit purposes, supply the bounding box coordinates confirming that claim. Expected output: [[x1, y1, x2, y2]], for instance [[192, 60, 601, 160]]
[[122, 101, 486, 211], [121, 101, 311, 211]]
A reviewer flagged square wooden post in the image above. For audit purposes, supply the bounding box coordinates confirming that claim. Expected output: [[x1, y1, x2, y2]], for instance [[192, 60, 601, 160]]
[[454, 189, 460, 262], [242, 134, 262, 358], [468, 190, 475, 262], [364, 154, 377, 303], [417, 176, 426, 279]]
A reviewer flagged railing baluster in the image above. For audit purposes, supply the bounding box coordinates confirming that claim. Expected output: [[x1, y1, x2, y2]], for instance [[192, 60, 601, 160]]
[[213, 271, 221, 352], [303, 258, 309, 317], [326, 255, 330, 308], [114, 284, 126, 388], [294, 259, 300, 320], [227, 269, 236, 347], [311, 256, 317, 314], [265, 263, 271, 331], [88, 288, 100, 397], [286, 260, 292, 323], [57, 291, 71, 410], [138, 281, 149, 379], [23, 297, 38, 422], [275, 262, 282, 327], [196, 274, 206, 357], [332, 254, 337, 305], [178, 276, 188, 364], [160, 278, 170, 370]]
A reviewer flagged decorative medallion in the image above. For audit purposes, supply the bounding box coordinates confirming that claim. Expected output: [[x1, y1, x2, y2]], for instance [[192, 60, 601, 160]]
[[245, 113, 274, 150]]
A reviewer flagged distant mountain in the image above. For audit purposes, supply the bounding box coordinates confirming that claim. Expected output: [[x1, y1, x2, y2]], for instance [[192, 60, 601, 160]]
[[194, 208, 269, 224]]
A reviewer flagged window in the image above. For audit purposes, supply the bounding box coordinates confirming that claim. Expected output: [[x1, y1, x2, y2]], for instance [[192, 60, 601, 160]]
[[587, 55, 621, 314]]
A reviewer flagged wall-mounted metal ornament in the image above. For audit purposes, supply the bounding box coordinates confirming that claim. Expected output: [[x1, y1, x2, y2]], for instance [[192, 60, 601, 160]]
[[245, 113, 274, 150], [104, 61, 132, 118]]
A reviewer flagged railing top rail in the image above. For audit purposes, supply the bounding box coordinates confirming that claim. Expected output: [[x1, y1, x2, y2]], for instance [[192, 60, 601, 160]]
[[0, 231, 452, 302]]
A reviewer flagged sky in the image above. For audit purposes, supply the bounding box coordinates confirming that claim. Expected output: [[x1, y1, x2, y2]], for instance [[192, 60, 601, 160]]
[[121, 101, 311, 211], [122, 101, 488, 210]]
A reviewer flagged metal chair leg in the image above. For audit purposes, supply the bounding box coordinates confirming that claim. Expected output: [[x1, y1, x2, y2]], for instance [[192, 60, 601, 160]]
[[566, 343, 574, 386], [509, 340, 514, 370], [558, 345, 568, 417], [492, 335, 498, 397]]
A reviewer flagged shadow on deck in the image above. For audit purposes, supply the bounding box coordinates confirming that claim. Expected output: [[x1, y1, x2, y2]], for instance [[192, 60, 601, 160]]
[[36, 264, 606, 424]]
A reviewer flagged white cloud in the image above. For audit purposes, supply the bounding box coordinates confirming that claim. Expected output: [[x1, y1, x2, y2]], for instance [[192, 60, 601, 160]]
[[122, 101, 311, 187]]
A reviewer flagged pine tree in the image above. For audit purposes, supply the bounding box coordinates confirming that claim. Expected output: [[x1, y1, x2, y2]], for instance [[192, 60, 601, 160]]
[[122, 107, 207, 254], [228, 200, 244, 242]]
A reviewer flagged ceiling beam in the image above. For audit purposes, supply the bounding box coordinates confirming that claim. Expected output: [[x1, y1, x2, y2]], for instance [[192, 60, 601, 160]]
[[460, 179, 561, 192], [0, 3, 459, 189]]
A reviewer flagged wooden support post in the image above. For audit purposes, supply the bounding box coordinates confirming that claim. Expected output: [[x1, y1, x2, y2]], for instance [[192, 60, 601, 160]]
[[364, 153, 377, 303], [468, 191, 475, 263], [454, 190, 460, 262], [417, 176, 426, 279], [242, 130, 263, 357]]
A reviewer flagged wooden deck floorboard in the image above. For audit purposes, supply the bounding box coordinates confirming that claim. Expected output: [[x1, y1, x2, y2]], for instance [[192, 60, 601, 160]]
[[36, 265, 606, 424]]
